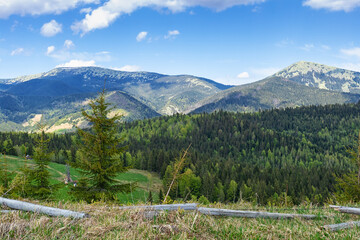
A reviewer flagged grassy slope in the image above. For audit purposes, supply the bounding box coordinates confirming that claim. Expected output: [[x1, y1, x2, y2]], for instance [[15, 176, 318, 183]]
[[1, 201, 360, 239], [2, 155, 161, 203]]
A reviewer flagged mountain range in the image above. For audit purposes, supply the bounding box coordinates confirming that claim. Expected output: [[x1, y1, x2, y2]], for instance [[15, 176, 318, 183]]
[[1, 61, 360, 132]]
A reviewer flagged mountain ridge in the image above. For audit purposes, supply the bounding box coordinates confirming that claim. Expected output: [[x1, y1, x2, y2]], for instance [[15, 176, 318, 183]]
[[1, 62, 360, 132]]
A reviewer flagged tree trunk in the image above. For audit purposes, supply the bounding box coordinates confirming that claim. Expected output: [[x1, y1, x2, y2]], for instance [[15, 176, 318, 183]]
[[323, 221, 360, 231], [0, 197, 89, 218], [119, 203, 198, 211], [329, 205, 360, 215], [198, 207, 317, 219]]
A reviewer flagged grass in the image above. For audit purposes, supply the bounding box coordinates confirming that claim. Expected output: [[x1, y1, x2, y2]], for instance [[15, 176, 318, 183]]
[[1, 201, 360, 239], [1, 155, 161, 203]]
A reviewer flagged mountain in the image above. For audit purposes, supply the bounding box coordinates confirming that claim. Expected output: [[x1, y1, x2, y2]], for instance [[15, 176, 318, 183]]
[[2, 62, 360, 132], [5, 67, 231, 115], [190, 76, 360, 114], [189, 62, 360, 114], [0, 91, 160, 132], [0, 67, 230, 132], [274, 61, 360, 93]]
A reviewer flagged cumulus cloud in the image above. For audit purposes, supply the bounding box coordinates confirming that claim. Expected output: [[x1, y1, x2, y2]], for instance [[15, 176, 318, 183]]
[[116, 65, 141, 72], [165, 30, 180, 39], [41, 20, 62, 37], [71, 0, 266, 35], [237, 72, 250, 79], [56, 59, 96, 68], [341, 47, 360, 58], [64, 40, 75, 49], [303, 0, 360, 12], [136, 31, 148, 42], [46, 46, 55, 55], [11, 48, 24, 56], [0, 0, 98, 19]]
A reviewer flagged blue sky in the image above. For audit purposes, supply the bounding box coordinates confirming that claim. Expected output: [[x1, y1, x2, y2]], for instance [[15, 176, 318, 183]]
[[1, 0, 360, 85]]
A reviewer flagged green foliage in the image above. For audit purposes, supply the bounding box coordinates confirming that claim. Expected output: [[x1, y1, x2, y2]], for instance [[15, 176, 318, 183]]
[[335, 130, 360, 203], [22, 125, 57, 199], [335, 173, 360, 203], [0, 153, 10, 189], [147, 191, 153, 204], [70, 89, 131, 202], [198, 195, 210, 205], [227, 180, 238, 203], [158, 189, 164, 203]]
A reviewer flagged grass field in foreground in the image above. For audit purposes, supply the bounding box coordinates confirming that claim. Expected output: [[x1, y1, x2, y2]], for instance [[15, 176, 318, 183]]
[[1, 155, 161, 203], [1, 201, 360, 239]]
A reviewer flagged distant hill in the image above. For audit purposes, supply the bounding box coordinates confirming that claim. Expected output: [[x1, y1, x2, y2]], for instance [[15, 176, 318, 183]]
[[190, 77, 360, 114], [0, 91, 160, 132], [4, 67, 231, 115], [0, 67, 230, 131], [190, 62, 360, 114], [2, 62, 360, 132]]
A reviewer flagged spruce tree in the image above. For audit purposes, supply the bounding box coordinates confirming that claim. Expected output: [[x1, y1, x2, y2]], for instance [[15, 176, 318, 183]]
[[27, 124, 54, 199], [71, 89, 130, 202]]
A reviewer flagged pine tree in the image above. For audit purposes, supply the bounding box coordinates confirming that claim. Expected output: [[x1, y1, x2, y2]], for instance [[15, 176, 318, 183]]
[[27, 124, 54, 199], [71, 89, 131, 202], [0, 152, 10, 194], [147, 191, 153, 204]]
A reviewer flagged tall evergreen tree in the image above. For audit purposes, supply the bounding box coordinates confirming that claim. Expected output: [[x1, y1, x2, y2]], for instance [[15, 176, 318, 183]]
[[71, 89, 131, 202], [28, 124, 54, 199]]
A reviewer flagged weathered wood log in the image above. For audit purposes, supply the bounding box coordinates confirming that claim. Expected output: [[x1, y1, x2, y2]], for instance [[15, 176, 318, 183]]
[[0, 210, 18, 213], [323, 221, 360, 231], [329, 205, 360, 215], [119, 203, 198, 211], [198, 207, 317, 219], [0, 197, 89, 219]]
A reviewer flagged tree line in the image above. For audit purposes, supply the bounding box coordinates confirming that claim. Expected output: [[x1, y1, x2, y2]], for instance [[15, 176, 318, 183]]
[[1, 102, 360, 204]]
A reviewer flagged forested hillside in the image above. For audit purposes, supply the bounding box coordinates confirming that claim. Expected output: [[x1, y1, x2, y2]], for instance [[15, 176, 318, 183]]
[[1, 102, 360, 205]]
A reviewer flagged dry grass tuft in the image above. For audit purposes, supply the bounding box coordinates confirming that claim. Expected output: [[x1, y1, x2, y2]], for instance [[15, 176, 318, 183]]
[[1, 201, 360, 239]]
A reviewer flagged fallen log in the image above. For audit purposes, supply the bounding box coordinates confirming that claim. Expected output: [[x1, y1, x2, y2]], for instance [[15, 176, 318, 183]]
[[0, 197, 89, 219], [198, 207, 317, 219], [119, 203, 198, 211], [0, 210, 18, 213], [329, 205, 360, 215], [323, 221, 360, 231]]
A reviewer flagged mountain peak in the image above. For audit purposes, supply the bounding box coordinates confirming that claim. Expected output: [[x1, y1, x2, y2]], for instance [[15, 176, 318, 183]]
[[274, 61, 360, 93]]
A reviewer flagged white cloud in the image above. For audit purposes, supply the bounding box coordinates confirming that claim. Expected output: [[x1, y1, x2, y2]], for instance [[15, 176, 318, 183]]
[[237, 72, 250, 79], [80, 7, 92, 14], [321, 45, 331, 50], [46, 46, 55, 55], [56, 59, 96, 68], [341, 47, 360, 58], [113, 65, 141, 72], [0, 0, 99, 19], [136, 31, 148, 42], [251, 67, 279, 77], [64, 40, 75, 49], [120, 65, 141, 72], [303, 0, 360, 12], [11, 48, 24, 56], [165, 30, 180, 39], [71, 0, 266, 35], [301, 43, 315, 52], [40, 20, 62, 37], [275, 39, 294, 48], [338, 63, 360, 72]]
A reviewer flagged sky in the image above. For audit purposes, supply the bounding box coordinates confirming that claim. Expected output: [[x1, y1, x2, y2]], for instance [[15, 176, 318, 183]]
[[0, 0, 360, 85]]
